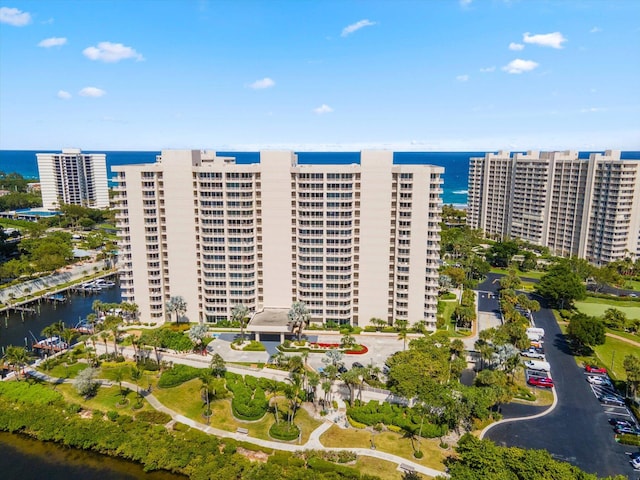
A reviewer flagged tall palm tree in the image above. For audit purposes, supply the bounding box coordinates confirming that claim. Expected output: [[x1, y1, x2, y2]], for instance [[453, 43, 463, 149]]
[[104, 315, 122, 356], [199, 372, 213, 424], [4, 345, 28, 380], [99, 330, 109, 355], [231, 303, 250, 342], [287, 301, 310, 341], [166, 295, 187, 323]]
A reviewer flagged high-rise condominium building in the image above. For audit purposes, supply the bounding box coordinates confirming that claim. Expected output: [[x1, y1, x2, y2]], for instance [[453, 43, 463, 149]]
[[36, 148, 109, 210], [113, 150, 444, 327], [467, 150, 640, 265]]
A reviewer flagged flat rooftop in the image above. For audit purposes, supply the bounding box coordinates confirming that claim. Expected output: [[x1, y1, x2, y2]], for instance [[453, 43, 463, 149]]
[[247, 308, 291, 333]]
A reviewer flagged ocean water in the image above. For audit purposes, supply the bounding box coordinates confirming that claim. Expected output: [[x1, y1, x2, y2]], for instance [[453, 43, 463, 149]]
[[2, 150, 639, 207]]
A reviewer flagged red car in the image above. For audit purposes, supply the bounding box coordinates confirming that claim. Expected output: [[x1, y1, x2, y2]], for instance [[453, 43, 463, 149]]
[[585, 365, 607, 374], [527, 377, 554, 388]]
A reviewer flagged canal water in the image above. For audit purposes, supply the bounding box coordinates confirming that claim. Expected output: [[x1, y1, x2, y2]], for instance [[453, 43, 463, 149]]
[[0, 431, 185, 479], [0, 286, 122, 353], [0, 286, 185, 479]]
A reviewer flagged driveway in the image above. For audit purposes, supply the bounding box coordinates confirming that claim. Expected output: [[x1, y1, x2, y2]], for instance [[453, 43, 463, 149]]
[[478, 275, 637, 477]]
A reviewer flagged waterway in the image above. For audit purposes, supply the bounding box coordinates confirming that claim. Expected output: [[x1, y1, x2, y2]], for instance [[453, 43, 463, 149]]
[[0, 431, 184, 479], [0, 286, 122, 353], [0, 286, 186, 479]]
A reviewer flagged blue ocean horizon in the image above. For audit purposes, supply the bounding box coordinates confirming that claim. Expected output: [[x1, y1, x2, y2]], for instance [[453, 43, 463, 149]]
[[2, 150, 639, 207]]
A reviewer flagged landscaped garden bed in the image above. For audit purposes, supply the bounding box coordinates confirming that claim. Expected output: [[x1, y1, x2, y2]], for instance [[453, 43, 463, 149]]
[[277, 341, 369, 355]]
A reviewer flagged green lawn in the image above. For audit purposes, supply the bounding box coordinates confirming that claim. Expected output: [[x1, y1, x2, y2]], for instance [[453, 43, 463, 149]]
[[623, 279, 640, 292], [53, 383, 155, 414], [37, 362, 88, 379], [557, 322, 636, 381], [490, 267, 545, 280], [574, 298, 640, 320], [320, 425, 447, 472]]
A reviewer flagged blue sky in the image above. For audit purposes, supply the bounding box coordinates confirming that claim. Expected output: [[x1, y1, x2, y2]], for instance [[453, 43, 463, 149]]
[[1, 0, 638, 151]]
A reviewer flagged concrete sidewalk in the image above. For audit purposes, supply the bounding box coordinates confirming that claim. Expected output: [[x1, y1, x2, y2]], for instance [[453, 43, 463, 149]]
[[24, 365, 447, 479]]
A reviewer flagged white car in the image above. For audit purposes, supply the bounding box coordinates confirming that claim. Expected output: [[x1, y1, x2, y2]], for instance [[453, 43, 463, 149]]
[[586, 375, 611, 386], [520, 349, 545, 360]]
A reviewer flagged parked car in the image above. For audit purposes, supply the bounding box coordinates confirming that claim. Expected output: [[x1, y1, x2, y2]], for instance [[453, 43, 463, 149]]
[[585, 365, 607, 374], [520, 348, 545, 359], [587, 375, 611, 386], [524, 360, 551, 372], [615, 425, 640, 435], [609, 418, 633, 428], [338, 365, 348, 374], [351, 362, 364, 369], [599, 394, 625, 406], [527, 377, 554, 388], [631, 452, 640, 470]]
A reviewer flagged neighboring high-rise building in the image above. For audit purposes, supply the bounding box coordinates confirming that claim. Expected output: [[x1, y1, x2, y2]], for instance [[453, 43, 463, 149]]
[[113, 150, 444, 327], [467, 150, 640, 265], [36, 148, 109, 210]]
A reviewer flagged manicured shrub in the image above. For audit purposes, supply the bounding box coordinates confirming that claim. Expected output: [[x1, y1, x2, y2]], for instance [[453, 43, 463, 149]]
[[158, 364, 203, 388], [307, 457, 360, 478], [618, 434, 640, 446], [135, 411, 172, 424], [414, 450, 424, 459], [107, 410, 119, 422], [269, 422, 300, 441]]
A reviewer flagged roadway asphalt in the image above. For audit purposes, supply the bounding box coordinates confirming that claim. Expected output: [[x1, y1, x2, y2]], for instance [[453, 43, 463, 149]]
[[478, 274, 639, 478]]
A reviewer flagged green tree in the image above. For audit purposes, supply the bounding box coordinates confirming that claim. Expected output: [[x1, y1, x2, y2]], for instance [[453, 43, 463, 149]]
[[166, 295, 187, 323], [567, 313, 606, 354], [209, 353, 226, 377], [3, 345, 29, 380], [623, 354, 640, 398], [602, 308, 627, 330], [287, 301, 310, 341], [231, 303, 250, 342], [74, 366, 99, 397], [536, 262, 586, 308]]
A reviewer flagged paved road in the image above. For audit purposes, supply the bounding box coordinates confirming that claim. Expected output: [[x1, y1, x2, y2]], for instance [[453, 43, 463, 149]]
[[477, 274, 638, 478]]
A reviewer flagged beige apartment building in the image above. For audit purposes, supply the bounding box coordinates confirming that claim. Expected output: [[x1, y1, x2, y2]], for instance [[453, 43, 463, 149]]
[[468, 150, 640, 265], [112, 150, 444, 328], [36, 148, 109, 210]]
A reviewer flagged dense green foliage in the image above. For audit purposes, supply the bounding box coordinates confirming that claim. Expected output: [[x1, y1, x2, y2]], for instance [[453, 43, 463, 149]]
[[0, 381, 62, 405], [226, 372, 269, 420], [134, 410, 172, 425], [157, 364, 203, 388], [0, 230, 74, 280], [441, 434, 624, 480], [567, 313, 606, 354], [347, 400, 446, 438], [269, 422, 300, 441], [0, 191, 42, 211], [139, 327, 194, 353], [536, 261, 586, 308], [0, 382, 378, 479]]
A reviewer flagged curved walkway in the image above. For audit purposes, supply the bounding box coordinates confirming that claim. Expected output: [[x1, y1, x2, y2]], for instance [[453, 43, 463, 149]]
[[24, 368, 447, 479], [479, 386, 558, 439]]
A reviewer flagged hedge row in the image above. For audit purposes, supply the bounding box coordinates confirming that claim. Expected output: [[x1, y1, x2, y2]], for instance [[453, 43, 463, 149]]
[[347, 400, 446, 438], [157, 364, 203, 388], [269, 422, 300, 441]]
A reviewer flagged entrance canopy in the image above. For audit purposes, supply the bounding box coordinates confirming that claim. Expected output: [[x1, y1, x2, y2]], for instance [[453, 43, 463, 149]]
[[246, 308, 292, 334]]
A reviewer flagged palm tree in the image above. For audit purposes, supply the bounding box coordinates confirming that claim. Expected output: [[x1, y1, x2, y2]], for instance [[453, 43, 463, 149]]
[[104, 315, 122, 356], [166, 295, 187, 323], [287, 355, 304, 376], [231, 303, 250, 342], [209, 353, 226, 377], [340, 333, 356, 349], [113, 368, 125, 402], [307, 371, 320, 407], [287, 301, 310, 341], [284, 374, 303, 425], [99, 330, 109, 355], [341, 368, 361, 405], [321, 380, 332, 408], [4, 345, 29, 380], [60, 328, 75, 350], [199, 372, 213, 424], [397, 329, 409, 351], [130, 365, 143, 402]]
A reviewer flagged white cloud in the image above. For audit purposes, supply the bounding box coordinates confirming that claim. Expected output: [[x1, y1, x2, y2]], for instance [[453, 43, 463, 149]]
[[590, 26, 601, 34], [0, 7, 32, 26], [57, 90, 72, 100], [456, 74, 469, 82], [459, 0, 472, 6], [341, 19, 376, 37], [79, 87, 106, 97], [83, 42, 144, 62], [248, 77, 275, 89], [523, 32, 567, 49], [580, 107, 605, 113], [313, 104, 333, 114], [480, 66, 496, 73], [509, 42, 524, 51], [502, 58, 539, 74], [38, 37, 67, 48]]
